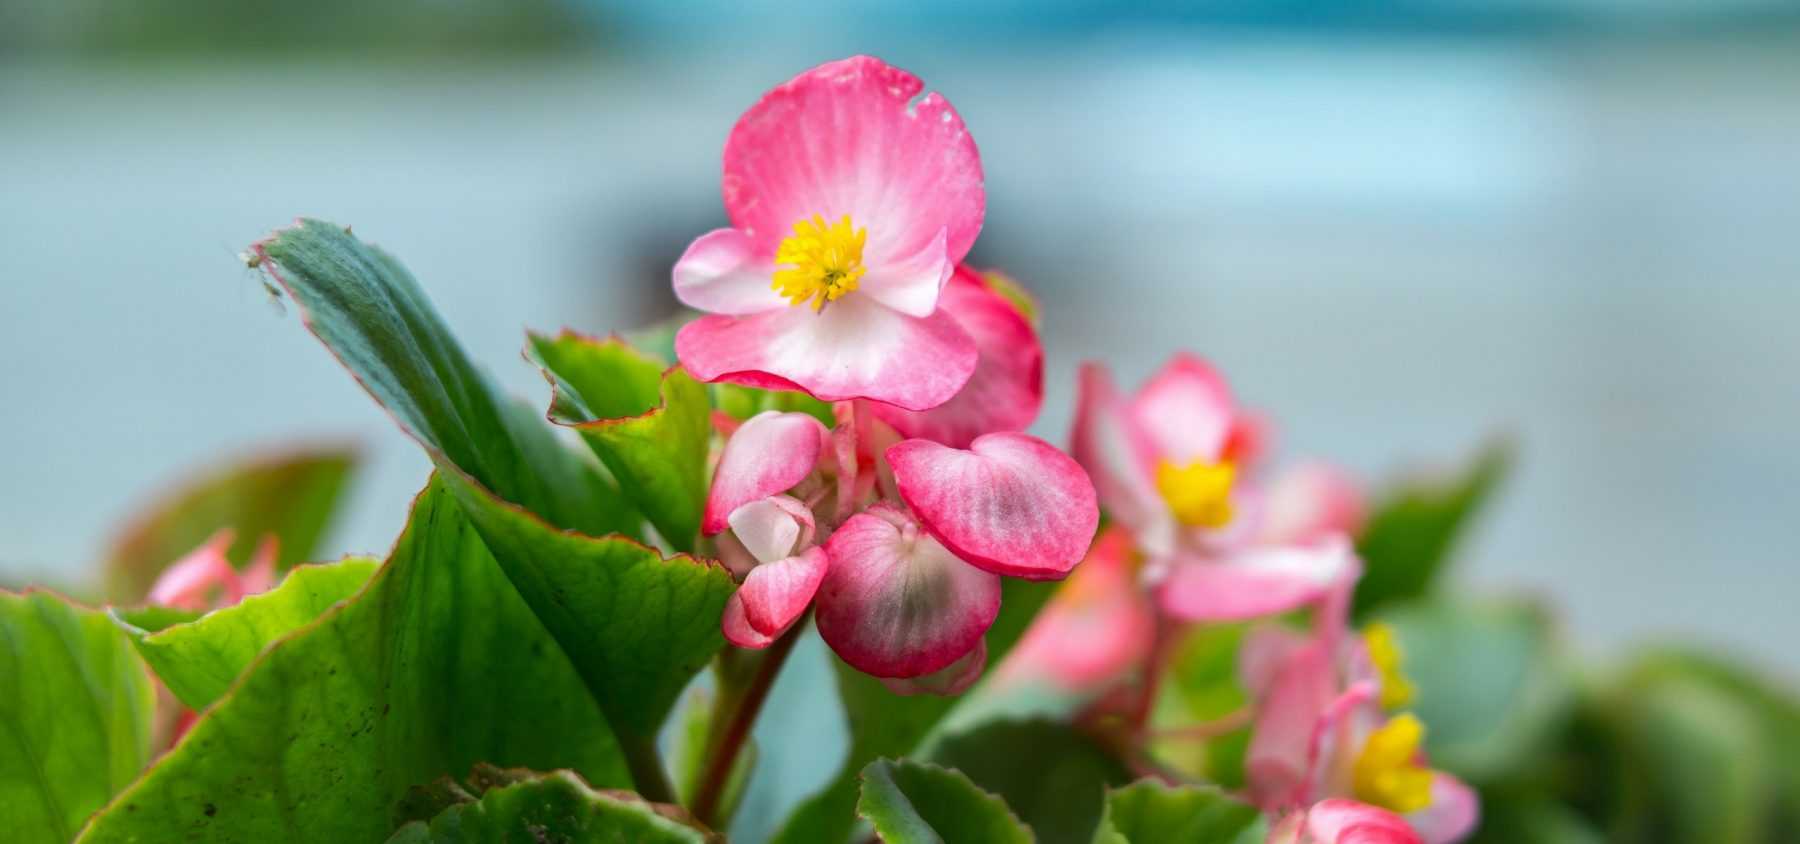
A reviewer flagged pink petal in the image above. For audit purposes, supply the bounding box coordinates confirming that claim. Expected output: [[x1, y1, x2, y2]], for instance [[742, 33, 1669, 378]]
[[1000, 528, 1154, 689], [880, 638, 987, 696], [815, 505, 1001, 678], [722, 595, 777, 649], [675, 294, 977, 411], [1304, 683, 1385, 804], [888, 432, 1098, 581], [1130, 353, 1238, 465], [858, 227, 954, 318], [672, 228, 784, 316], [1071, 362, 1174, 556], [1240, 623, 1313, 702], [871, 266, 1044, 448], [721, 55, 984, 272], [1248, 642, 1341, 808], [1408, 774, 1479, 844], [1158, 537, 1356, 622], [739, 546, 830, 637], [1295, 800, 1424, 844], [704, 411, 828, 535], [235, 535, 280, 598], [726, 494, 814, 566], [1260, 461, 1366, 547], [147, 529, 240, 610]]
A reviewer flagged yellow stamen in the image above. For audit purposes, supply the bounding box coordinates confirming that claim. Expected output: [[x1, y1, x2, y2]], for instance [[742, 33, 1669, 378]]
[[772, 214, 868, 311], [1154, 459, 1236, 528], [1352, 713, 1435, 814], [1363, 622, 1417, 709]]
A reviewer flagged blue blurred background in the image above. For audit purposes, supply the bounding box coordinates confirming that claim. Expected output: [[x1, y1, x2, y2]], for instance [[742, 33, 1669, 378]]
[[4, 4, 1798, 831]]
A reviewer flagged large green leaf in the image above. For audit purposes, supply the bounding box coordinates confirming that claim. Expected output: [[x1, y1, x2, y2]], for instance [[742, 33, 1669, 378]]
[[856, 759, 1031, 844], [0, 591, 157, 844], [930, 719, 1131, 844], [112, 558, 379, 710], [103, 445, 357, 601], [1374, 598, 1573, 784], [1090, 780, 1260, 844], [387, 769, 716, 843], [530, 331, 710, 552], [773, 578, 1058, 843], [77, 480, 631, 843], [1353, 440, 1510, 617], [254, 220, 735, 754]]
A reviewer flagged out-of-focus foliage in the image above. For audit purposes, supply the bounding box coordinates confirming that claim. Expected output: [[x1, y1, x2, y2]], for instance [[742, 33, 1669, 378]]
[[1353, 440, 1511, 618], [102, 445, 357, 602]]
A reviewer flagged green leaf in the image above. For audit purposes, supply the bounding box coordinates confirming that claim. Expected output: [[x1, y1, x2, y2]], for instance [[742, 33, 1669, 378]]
[[1466, 798, 1605, 844], [0, 591, 156, 844], [1090, 779, 1260, 844], [530, 331, 711, 552], [1373, 597, 1573, 784], [103, 445, 357, 601], [930, 719, 1131, 844], [112, 558, 379, 710], [856, 759, 1032, 844], [255, 220, 735, 751], [773, 578, 1058, 844], [1353, 439, 1510, 617], [77, 479, 632, 843], [386, 770, 716, 844]]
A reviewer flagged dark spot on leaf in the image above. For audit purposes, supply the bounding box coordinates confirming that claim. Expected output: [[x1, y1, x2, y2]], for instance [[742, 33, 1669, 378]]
[[203, 803, 217, 817]]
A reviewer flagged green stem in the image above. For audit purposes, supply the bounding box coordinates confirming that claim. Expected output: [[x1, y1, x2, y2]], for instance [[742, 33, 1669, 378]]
[[691, 616, 807, 827], [619, 730, 677, 805]]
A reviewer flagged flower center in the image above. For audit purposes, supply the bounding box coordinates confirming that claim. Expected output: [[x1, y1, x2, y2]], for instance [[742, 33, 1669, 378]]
[[773, 214, 868, 311], [1154, 459, 1236, 528], [1362, 622, 1417, 709], [1351, 713, 1435, 814]]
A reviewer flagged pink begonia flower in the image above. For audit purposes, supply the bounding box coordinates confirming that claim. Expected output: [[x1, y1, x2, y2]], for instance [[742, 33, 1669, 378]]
[[673, 55, 985, 411], [870, 265, 1044, 448], [720, 496, 830, 649], [1268, 799, 1422, 844], [707, 401, 1097, 691], [997, 526, 1155, 690], [703, 410, 831, 536], [1242, 587, 1477, 844], [148, 529, 278, 611], [1070, 355, 1356, 622]]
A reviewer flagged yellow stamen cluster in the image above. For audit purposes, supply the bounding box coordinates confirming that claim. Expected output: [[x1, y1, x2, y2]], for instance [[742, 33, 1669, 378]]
[[1154, 459, 1236, 528], [772, 214, 867, 311], [1363, 622, 1417, 709], [1352, 713, 1435, 814]]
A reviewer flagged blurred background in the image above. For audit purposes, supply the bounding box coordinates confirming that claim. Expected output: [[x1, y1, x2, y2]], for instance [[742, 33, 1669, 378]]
[[4, 3, 1798, 832]]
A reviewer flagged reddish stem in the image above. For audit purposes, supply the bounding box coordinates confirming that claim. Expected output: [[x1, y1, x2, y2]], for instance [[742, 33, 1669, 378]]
[[691, 616, 807, 827]]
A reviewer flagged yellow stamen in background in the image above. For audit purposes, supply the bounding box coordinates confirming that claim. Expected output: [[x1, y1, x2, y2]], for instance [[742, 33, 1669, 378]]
[[1154, 459, 1236, 528], [1363, 622, 1417, 709], [1352, 713, 1435, 814], [772, 214, 867, 311]]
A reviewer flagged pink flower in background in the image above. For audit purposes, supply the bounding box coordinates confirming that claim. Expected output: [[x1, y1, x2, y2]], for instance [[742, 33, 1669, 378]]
[[148, 528, 278, 611], [1241, 588, 1477, 844], [1071, 354, 1361, 622], [1268, 799, 1422, 844], [997, 526, 1155, 691], [674, 55, 986, 411]]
